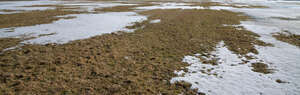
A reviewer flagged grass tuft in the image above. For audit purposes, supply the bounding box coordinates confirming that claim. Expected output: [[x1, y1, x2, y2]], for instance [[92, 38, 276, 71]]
[[273, 31, 300, 47], [251, 62, 274, 74]]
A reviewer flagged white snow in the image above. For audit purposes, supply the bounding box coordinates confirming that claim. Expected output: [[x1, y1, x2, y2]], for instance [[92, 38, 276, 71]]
[[0, 44, 23, 54], [135, 1, 299, 35], [0, 0, 148, 44], [0, 12, 146, 44], [212, 0, 289, 3], [0, 0, 138, 14], [171, 41, 300, 95], [150, 19, 161, 23], [62, 2, 137, 12], [209, 0, 300, 34], [1, 0, 300, 94], [240, 20, 300, 95], [136, 2, 204, 10], [0, 0, 60, 14], [171, 0, 300, 95]]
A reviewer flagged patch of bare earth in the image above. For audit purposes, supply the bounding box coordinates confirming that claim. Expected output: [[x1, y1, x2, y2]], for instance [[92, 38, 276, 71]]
[[273, 31, 300, 47], [0, 8, 269, 94]]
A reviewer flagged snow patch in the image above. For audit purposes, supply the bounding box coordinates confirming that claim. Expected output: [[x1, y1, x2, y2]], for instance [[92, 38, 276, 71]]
[[0, 12, 147, 44], [171, 41, 300, 95], [0, 0, 59, 14], [150, 19, 161, 23], [0, 0, 138, 14], [208, 1, 300, 34], [171, 1, 300, 94], [136, 2, 204, 10], [62, 2, 137, 12]]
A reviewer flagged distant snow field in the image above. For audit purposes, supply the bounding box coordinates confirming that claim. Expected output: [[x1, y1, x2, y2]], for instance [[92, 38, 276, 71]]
[[0, 0, 137, 14], [0, 0, 60, 14], [136, 2, 205, 10]]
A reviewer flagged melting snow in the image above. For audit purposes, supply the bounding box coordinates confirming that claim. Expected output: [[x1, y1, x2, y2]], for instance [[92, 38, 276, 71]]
[[150, 19, 161, 23], [62, 2, 137, 12], [136, 2, 204, 10], [1, 1, 300, 94], [209, 0, 300, 34], [171, 0, 300, 95], [171, 41, 300, 95], [0, 0, 138, 14], [0, 0, 147, 44], [0, 12, 146, 44], [241, 21, 300, 94], [0, 0, 59, 14]]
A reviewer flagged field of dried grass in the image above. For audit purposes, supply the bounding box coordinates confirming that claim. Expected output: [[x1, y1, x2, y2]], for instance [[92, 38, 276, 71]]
[[0, 6, 270, 94], [1, 0, 299, 95]]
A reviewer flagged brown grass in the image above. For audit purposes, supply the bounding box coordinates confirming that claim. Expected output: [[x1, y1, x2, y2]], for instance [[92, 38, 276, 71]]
[[251, 62, 273, 74], [273, 31, 300, 47], [0, 38, 21, 52], [0, 9, 269, 94]]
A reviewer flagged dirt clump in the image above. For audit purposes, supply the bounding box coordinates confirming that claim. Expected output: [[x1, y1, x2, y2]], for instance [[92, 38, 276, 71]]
[[251, 62, 274, 74], [276, 79, 288, 83]]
